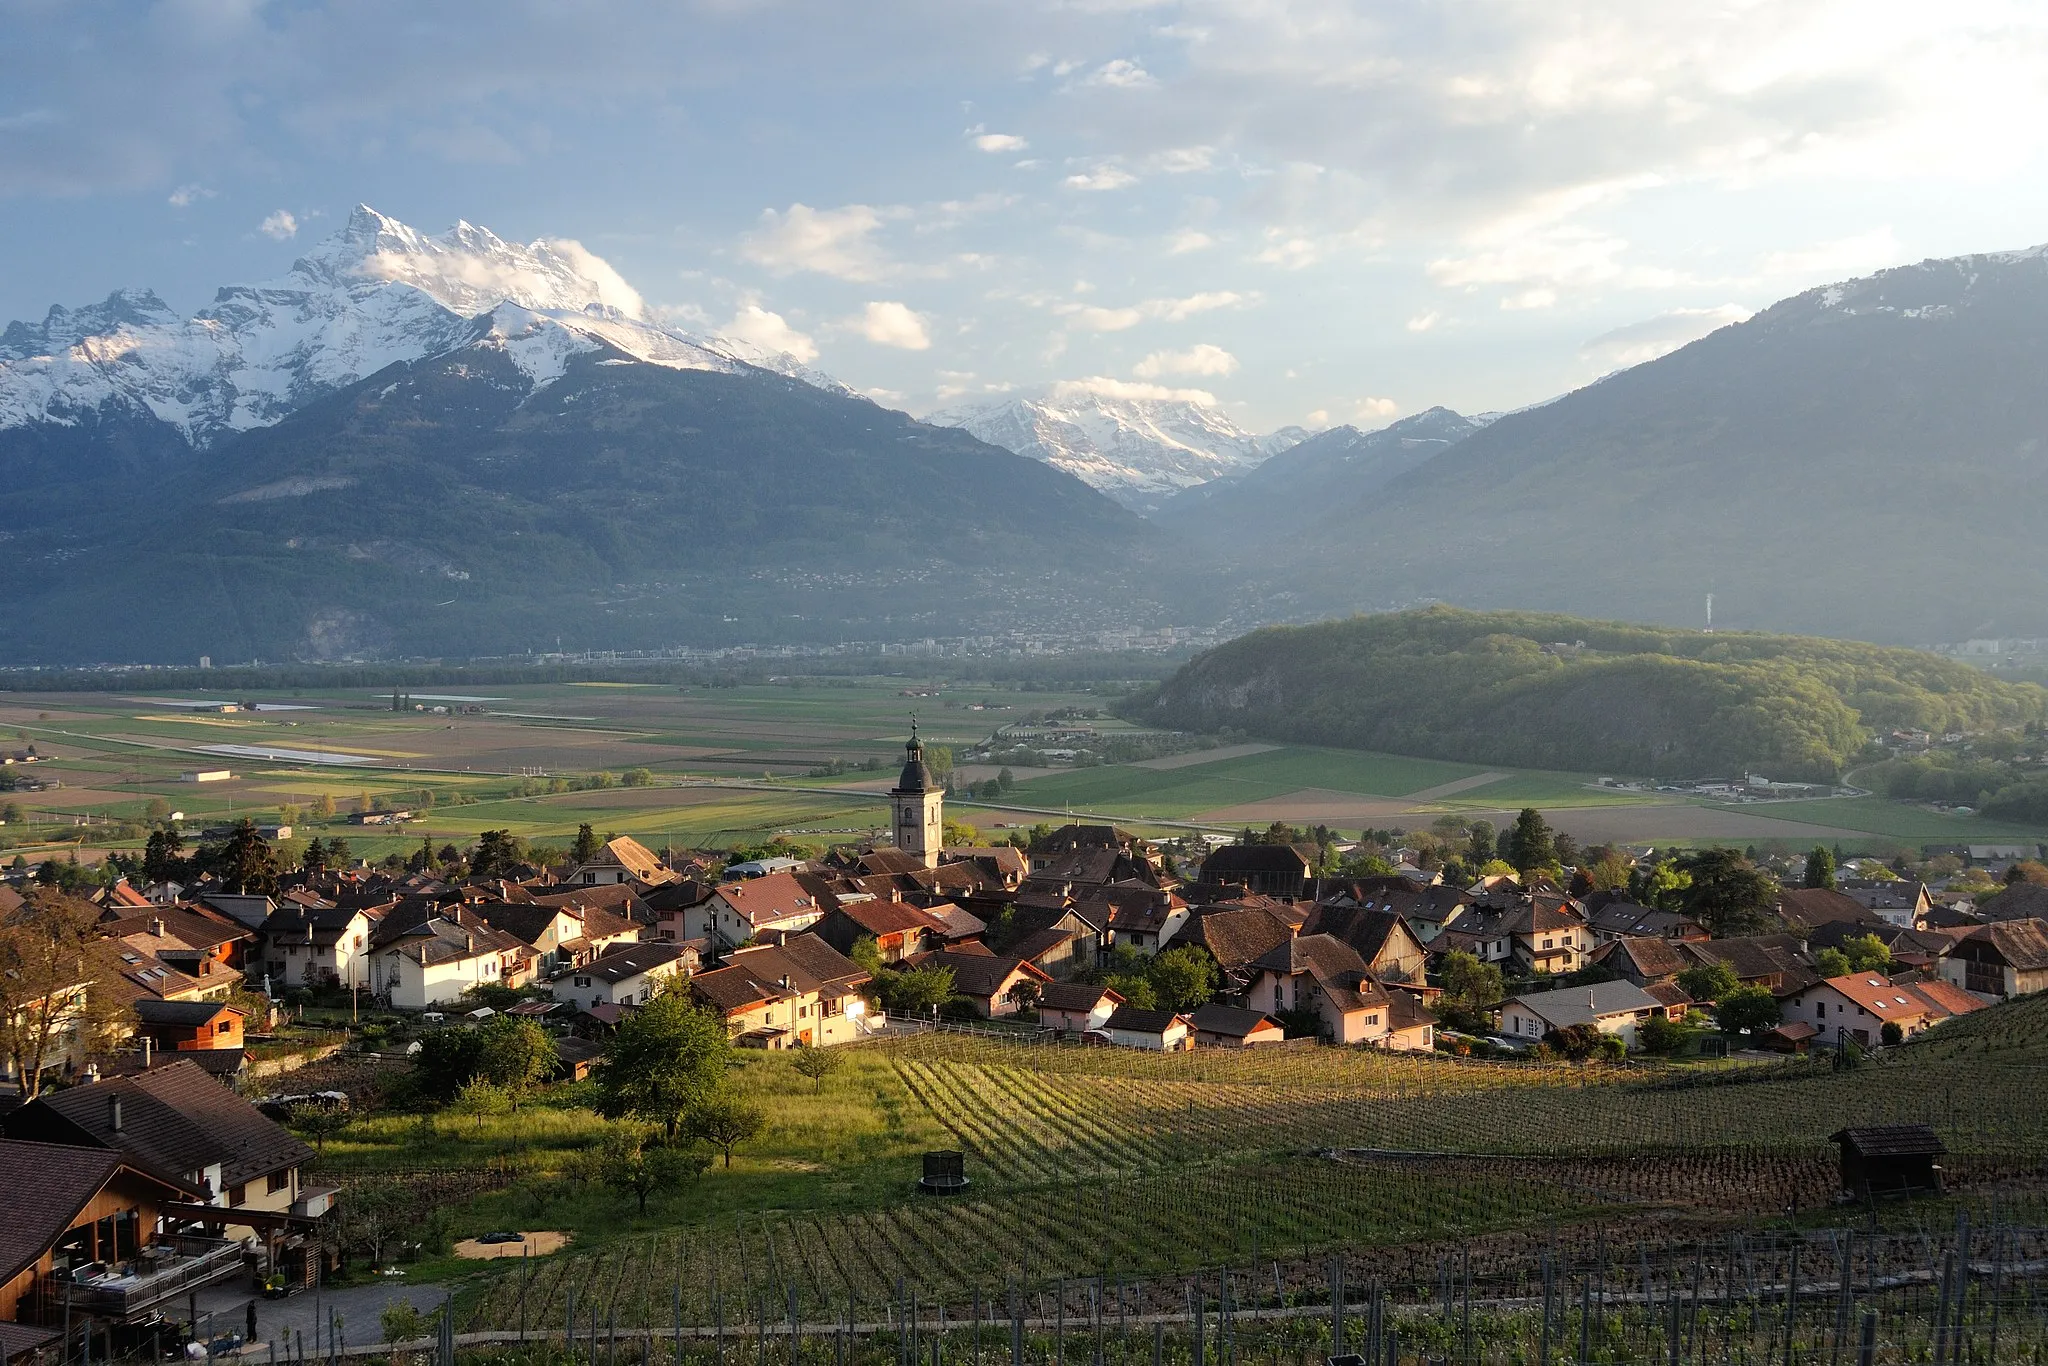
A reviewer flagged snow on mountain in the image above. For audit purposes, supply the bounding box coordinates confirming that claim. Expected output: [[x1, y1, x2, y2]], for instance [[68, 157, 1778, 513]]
[[927, 380, 1313, 512], [0, 206, 843, 448]]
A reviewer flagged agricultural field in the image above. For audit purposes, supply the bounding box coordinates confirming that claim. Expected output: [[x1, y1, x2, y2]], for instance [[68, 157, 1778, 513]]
[[302, 994, 2048, 1348]]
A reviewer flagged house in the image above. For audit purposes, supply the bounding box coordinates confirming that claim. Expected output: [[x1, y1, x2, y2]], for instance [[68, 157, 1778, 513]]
[[1591, 935, 1690, 986], [550, 941, 694, 1010], [1298, 905, 1427, 986], [1026, 825, 1155, 877], [4, 1061, 326, 1245], [1100, 1005, 1193, 1051], [196, 893, 276, 932], [0, 1138, 226, 1331], [1501, 902, 1594, 975], [1940, 918, 2048, 999], [1035, 981, 1123, 1033], [1677, 934, 1817, 992], [1091, 885, 1189, 956], [941, 846, 1029, 889], [257, 904, 374, 990], [1975, 882, 2048, 926], [369, 912, 532, 1009], [812, 900, 949, 965], [1247, 934, 1433, 1049], [1498, 979, 1670, 1049], [686, 936, 872, 1047], [1180, 903, 1299, 991], [1780, 973, 1987, 1048], [694, 871, 831, 947], [477, 901, 641, 975], [99, 908, 252, 973], [1581, 898, 1708, 944], [565, 836, 678, 888], [1838, 880, 1932, 927], [1199, 844, 1318, 899], [1776, 887, 1883, 935], [904, 947, 1051, 1019], [1188, 1003, 1286, 1048], [1315, 878, 1474, 943], [1007, 925, 1089, 979], [131, 999, 244, 1053], [640, 880, 718, 943]]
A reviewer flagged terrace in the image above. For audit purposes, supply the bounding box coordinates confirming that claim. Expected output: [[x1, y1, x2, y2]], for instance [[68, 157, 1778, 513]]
[[40, 1234, 246, 1321]]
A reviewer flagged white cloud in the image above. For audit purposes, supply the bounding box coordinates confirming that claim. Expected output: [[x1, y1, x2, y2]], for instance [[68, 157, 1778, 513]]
[[1151, 146, 1214, 174], [539, 238, 647, 317], [1063, 165, 1137, 191], [1054, 290, 1256, 332], [1760, 228, 1907, 281], [1167, 230, 1215, 255], [864, 387, 907, 406], [258, 210, 298, 240], [167, 183, 213, 208], [1051, 376, 1217, 405], [850, 300, 931, 350], [1085, 59, 1156, 90], [741, 203, 895, 282], [1304, 409, 1332, 427], [1354, 397, 1400, 423], [1133, 343, 1238, 379], [1428, 226, 1682, 305], [974, 133, 1028, 153], [720, 302, 819, 363], [1406, 311, 1440, 332], [1580, 304, 1751, 370]]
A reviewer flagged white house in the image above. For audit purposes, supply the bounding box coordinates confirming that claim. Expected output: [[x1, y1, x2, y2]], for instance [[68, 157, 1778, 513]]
[[566, 835, 677, 887], [372, 917, 531, 1010], [550, 941, 694, 1010], [1778, 973, 1986, 1048], [691, 871, 829, 947], [1035, 981, 1123, 1032], [258, 905, 374, 990], [1499, 979, 1666, 1049], [1101, 1004, 1193, 1051]]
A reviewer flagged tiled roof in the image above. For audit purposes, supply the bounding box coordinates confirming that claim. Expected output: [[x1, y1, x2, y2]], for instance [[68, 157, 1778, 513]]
[[0, 1139, 126, 1285], [574, 941, 690, 984], [1777, 887, 1878, 930], [1504, 979, 1660, 1030], [1189, 1003, 1278, 1038], [1037, 981, 1122, 1012], [1961, 917, 2048, 971], [909, 948, 1047, 999], [1184, 905, 1296, 969], [715, 871, 828, 927], [1104, 1005, 1187, 1034], [15, 1060, 311, 1190]]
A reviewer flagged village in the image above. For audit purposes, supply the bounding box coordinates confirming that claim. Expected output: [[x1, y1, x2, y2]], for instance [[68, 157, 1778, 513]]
[[6, 728, 2048, 1366]]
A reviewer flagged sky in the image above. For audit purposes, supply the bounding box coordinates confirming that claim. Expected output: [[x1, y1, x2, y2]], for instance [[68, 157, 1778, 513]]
[[8, 0, 2048, 432]]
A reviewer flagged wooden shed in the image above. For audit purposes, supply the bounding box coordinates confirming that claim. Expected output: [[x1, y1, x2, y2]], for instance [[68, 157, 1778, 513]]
[[1830, 1124, 1945, 1198]]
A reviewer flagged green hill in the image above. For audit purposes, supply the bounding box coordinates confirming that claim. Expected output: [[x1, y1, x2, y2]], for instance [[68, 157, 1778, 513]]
[[1134, 606, 2048, 781]]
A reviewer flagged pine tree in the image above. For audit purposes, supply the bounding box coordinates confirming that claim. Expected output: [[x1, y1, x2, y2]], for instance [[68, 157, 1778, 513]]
[[1802, 845, 1837, 890], [1506, 808, 1557, 874]]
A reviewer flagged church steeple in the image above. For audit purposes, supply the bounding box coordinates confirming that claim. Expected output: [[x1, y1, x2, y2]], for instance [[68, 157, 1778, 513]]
[[888, 716, 943, 868]]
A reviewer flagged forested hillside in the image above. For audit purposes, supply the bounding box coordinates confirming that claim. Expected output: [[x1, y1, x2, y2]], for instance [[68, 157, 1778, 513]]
[[1134, 607, 2048, 781]]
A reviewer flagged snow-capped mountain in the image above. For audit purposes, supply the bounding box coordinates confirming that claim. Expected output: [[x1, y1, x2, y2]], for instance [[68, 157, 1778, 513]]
[[0, 206, 842, 449], [927, 383, 1314, 512]]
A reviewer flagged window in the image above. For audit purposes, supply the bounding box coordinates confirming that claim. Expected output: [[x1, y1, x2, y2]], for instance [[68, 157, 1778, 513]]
[[574, 976, 591, 988], [1816, 1002, 1825, 1017], [267, 1171, 291, 1195]]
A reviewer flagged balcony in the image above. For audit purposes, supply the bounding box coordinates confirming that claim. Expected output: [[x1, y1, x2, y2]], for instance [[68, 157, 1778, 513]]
[[48, 1236, 246, 1320]]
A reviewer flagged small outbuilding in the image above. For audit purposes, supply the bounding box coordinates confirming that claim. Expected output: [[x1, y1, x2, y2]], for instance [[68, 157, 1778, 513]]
[[1830, 1123, 1946, 1198]]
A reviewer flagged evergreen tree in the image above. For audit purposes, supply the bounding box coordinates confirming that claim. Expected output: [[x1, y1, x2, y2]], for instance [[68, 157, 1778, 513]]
[[1802, 845, 1837, 890], [302, 837, 328, 873], [211, 820, 278, 895], [574, 823, 601, 864], [1507, 808, 1557, 874]]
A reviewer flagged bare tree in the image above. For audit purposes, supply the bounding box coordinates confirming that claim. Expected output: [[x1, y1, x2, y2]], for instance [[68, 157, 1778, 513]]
[[0, 890, 122, 1097]]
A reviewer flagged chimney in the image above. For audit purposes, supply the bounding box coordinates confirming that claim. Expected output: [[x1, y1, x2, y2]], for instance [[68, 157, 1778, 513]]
[[139, 1036, 154, 1068], [109, 1094, 124, 1132], [151, 916, 166, 937]]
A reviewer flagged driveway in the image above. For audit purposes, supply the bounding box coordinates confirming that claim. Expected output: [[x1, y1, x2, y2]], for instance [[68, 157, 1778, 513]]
[[192, 1279, 449, 1354]]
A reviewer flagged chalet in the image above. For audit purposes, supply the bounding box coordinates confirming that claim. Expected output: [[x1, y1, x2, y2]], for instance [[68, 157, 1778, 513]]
[[1940, 918, 2048, 999], [1498, 902, 1594, 975], [1199, 844, 1317, 899], [904, 947, 1051, 1019], [1247, 934, 1434, 1049], [5, 1061, 326, 1243], [257, 904, 374, 990], [131, 999, 243, 1053], [1100, 1005, 1193, 1052], [812, 900, 949, 965], [1188, 1003, 1286, 1048], [1780, 973, 1986, 1047], [1498, 979, 1669, 1050], [566, 835, 677, 888], [1298, 905, 1427, 986], [693, 872, 830, 947], [550, 941, 695, 1010], [687, 936, 871, 1047], [1035, 981, 1123, 1033], [0, 1139, 222, 1333]]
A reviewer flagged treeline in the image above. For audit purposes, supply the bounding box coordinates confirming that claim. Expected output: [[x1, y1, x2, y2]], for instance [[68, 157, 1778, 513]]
[[1131, 607, 2048, 782], [0, 650, 1183, 695]]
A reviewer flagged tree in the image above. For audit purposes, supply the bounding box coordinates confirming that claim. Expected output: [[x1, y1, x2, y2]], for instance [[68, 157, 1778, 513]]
[[142, 827, 187, 883], [1581, 847, 1632, 893], [686, 1093, 768, 1169], [1636, 1014, 1690, 1057], [411, 1027, 487, 1101], [877, 963, 956, 1018], [942, 818, 982, 847], [450, 1077, 513, 1133], [622, 768, 655, 788], [1541, 1023, 1607, 1061], [1676, 960, 1740, 1004], [476, 1016, 556, 1108], [470, 830, 520, 880], [1802, 846, 1838, 890], [1148, 946, 1218, 1014], [325, 836, 353, 867], [1880, 1020, 1905, 1046], [1715, 984, 1781, 1035], [143, 797, 171, 824], [2005, 860, 2048, 886], [1438, 949, 1504, 1007], [1460, 822, 1496, 869], [0, 802, 21, 827], [1839, 933, 1892, 974], [996, 767, 1016, 793], [1103, 973, 1158, 1010], [210, 819, 279, 894], [288, 1102, 351, 1155], [598, 1127, 707, 1213], [573, 823, 601, 865], [790, 1042, 841, 1089], [302, 837, 328, 873], [0, 890, 123, 1097], [1677, 848, 1779, 937], [1814, 947, 1851, 978], [1630, 858, 1693, 911], [313, 793, 336, 821], [1507, 809, 1557, 875], [594, 991, 732, 1142]]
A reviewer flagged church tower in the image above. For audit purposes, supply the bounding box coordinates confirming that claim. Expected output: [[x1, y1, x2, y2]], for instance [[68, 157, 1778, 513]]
[[889, 721, 944, 869]]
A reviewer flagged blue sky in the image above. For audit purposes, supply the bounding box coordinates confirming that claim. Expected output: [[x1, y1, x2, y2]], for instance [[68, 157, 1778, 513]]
[[9, 0, 2048, 431]]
